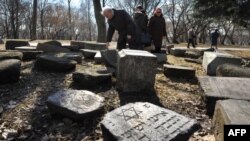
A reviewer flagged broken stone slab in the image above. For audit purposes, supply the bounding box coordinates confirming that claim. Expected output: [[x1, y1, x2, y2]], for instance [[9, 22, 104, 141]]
[[94, 51, 104, 64], [5, 40, 29, 50], [170, 48, 187, 57], [0, 51, 23, 60], [47, 90, 104, 120], [101, 102, 200, 141], [83, 41, 106, 50], [37, 43, 70, 52], [216, 63, 250, 78], [212, 99, 250, 141], [62, 45, 80, 52], [100, 49, 118, 68], [44, 52, 83, 64], [70, 41, 85, 49], [184, 57, 202, 64], [153, 53, 167, 63], [15, 46, 37, 51], [198, 76, 250, 116], [117, 49, 157, 93], [35, 53, 77, 72], [72, 67, 112, 88], [202, 52, 242, 76], [80, 49, 99, 59], [164, 64, 196, 79], [0, 59, 21, 84], [185, 49, 203, 59], [43, 40, 62, 47]]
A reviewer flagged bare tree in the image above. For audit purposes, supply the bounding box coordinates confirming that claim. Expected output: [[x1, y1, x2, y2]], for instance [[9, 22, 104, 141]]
[[31, 0, 37, 40], [93, 0, 106, 42], [67, 0, 72, 40]]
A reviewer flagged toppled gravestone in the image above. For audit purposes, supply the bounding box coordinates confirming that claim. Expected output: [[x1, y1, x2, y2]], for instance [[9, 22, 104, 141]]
[[70, 41, 85, 49], [14, 46, 43, 60], [62, 45, 80, 52], [153, 53, 167, 63], [117, 49, 157, 93], [5, 40, 29, 50], [0, 59, 21, 84], [84, 41, 106, 50], [94, 51, 104, 64], [216, 63, 250, 78], [44, 52, 83, 64], [198, 76, 250, 116], [72, 67, 112, 88], [212, 99, 250, 141], [35, 53, 77, 72], [202, 52, 242, 76], [101, 102, 200, 141], [80, 49, 99, 59], [37, 43, 70, 52], [0, 51, 23, 60], [47, 90, 104, 120], [185, 48, 214, 59], [43, 40, 62, 47], [15, 46, 36, 51], [170, 48, 187, 57], [184, 57, 203, 64], [100, 49, 118, 68], [163, 64, 196, 79]]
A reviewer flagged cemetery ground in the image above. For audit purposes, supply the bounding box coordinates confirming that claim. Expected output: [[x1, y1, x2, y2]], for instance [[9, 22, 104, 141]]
[[0, 42, 250, 141]]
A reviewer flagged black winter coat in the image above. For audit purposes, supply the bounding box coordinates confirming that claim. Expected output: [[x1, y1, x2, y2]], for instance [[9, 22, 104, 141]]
[[134, 12, 148, 33]]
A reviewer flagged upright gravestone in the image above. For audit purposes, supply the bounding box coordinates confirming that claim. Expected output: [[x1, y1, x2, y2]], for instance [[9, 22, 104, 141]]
[[213, 99, 250, 141], [100, 49, 118, 68], [198, 76, 250, 116], [202, 52, 242, 75], [47, 90, 104, 120], [117, 49, 157, 93], [101, 102, 200, 141]]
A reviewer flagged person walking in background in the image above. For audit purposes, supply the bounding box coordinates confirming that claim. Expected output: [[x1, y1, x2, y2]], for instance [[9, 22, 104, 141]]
[[148, 8, 167, 53], [211, 29, 220, 50], [102, 7, 141, 50], [187, 26, 196, 48]]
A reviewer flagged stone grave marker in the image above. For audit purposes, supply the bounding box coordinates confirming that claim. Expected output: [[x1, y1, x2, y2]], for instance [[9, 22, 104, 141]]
[[198, 76, 250, 116], [0, 51, 23, 60], [83, 41, 106, 50], [71, 41, 85, 49], [15, 46, 37, 51], [100, 49, 118, 68], [14, 46, 43, 60], [47, 90, 104, 120], [202, 52, 242, 75], [0, 59, 21, 84], [101, 102, 200, 141], [170, 48, 187, 57], [5, 40, 29, 50], [213, 99, 250, 141], [164, 64, 196, 79], [80, 49, 99, 59], [117, 49, 157, 93]]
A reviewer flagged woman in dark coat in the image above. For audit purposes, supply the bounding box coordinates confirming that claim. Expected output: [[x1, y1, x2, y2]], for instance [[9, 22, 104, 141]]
[[148, 8, 167, 53]]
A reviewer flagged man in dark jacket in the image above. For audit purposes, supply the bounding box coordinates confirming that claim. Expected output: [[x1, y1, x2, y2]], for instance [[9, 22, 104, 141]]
[[102, 7, 141, 50], [133, 5, 148, 33]]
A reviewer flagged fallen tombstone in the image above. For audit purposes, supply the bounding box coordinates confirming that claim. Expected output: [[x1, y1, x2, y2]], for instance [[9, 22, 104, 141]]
[[80, 49, 99, 59], [170, 48, 187, 57], [0, 59, 21, 84], [47, 90, 104, 120], [35, 53, 77, 72], [83, 41, 106, 50], [72, 67, 112, 88], [22, 51, 43, 60], [202, 52, 242, 76], [100, 49, 118, 68], [70, 41, 85, 49], [117, 49, 157, 93], [94, 51, 104, 64], [43, 40, 62, 47], [166, 44, 174, 53], [184, 57, 202, 64], [153, 53, 167, 63], [164, 64, 196, 79], [212, 99, 250, 141], [15, 46, 36, 51], [0, 51, 23, 60], [185, 49, 203, 59], [216, 63, 250, 78], [101, 102, 200, 141], [198, 76, 250, 116], [46, 52, 83, 64], [5, 40, 29, 50], [62, 45, 80, 52], [37, 43, 70, 52]]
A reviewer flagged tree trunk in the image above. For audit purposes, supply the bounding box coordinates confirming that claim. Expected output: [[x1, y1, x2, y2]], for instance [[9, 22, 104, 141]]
[[31, 0, 37, 40], [93, 0, 106, 42], [68, 0, 72, 40]]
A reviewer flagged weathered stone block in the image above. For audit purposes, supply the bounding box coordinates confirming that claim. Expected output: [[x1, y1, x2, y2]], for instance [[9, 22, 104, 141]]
[[202, 52, 242, 76], [153, 53, 167, 63], [117, 49, 157, 93], [72, 67, 112, 88], [185, 49, 203, 59], [0, 59, 21, 84], [164, 64, 196, 79], [62, 45, 80, 52], [212, 100, 250, 141], [170, 48, 186, 57], [80, 49, 99, 59], [216, 63, 250, 78], [43, 40, 62, 47], [101, 102, 200, 141], [0, 51, 23, 60], [22, 51, 43, 60], [47, 90, 104, 120], [100, 49, 118, 68], [37, 43, 70, 52], [70, 41, 85, 49], [83, 41, 106, 50], [5, 40, 29, 50], [198, 76, 250, 116]]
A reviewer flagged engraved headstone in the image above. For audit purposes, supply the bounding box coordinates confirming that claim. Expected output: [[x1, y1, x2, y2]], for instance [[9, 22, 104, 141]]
[[47, 90, 104, 120], [164, 64, 196, 79], [80, 49, 99, 59], [117, 49, 157, 93], [101, 102, 200, 141], [213, 99, 250, 141], [198, 76, 250, 116], [202, 52, 242, 75], [72, 67, 112, 88], [0, 59, 21, 84], [216, 63, 250, 78]]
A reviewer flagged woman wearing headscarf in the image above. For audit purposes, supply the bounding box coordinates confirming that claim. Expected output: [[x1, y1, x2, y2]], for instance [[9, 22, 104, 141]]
[[148, 8, 167, 53]]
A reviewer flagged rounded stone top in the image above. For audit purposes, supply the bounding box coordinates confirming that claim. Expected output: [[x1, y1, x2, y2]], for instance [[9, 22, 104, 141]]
[[47, 90, 105, 114]]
